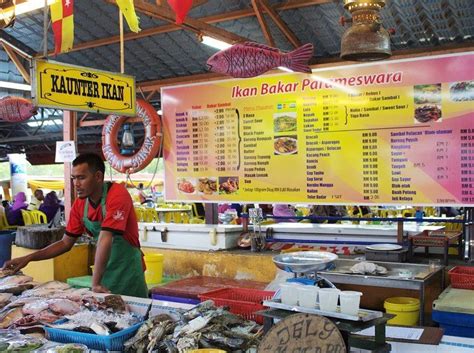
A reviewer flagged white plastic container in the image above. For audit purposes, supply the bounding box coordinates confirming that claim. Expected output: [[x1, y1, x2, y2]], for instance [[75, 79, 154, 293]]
[[339, 291, 363, 316], [297, 285, 319, 308], [280, 283, 299, 306], [318, 288, 340, 312]]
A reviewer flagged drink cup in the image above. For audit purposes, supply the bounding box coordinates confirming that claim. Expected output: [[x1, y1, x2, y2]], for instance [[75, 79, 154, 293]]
[[297, 285, 319, 308], [279, 283, 299, 306], [339, 291, 363, 316], [429, 259, 441, 272], [318, 288, 340, 312]]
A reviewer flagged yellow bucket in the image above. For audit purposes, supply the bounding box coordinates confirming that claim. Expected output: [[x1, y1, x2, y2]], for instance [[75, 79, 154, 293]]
[[189, 350, 226, 353], [144, 253, 164, 284], [384, 297, 420, 326]]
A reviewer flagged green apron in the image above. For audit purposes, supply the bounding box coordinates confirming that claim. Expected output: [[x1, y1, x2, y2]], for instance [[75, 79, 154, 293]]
[[83, 183, 148, 298]]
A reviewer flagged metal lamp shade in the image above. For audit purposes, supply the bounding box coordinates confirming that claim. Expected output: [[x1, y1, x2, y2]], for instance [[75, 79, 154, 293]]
[[341, 0, 391, 61]]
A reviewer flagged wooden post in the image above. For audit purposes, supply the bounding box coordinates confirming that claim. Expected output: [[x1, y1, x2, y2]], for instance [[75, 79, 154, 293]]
[[63, 110, 77, 222], [397, 220, 404, 244], [205, 203, 218, 224]]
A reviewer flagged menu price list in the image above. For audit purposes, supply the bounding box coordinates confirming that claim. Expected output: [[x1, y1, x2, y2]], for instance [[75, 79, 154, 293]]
[[174, 104, 240, 176], [460, 128, 474, 203]]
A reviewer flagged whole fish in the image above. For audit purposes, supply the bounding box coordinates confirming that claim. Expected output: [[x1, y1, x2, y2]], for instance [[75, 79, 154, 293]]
[[0, 96, 37, 122], [207, 42, 314, 78]]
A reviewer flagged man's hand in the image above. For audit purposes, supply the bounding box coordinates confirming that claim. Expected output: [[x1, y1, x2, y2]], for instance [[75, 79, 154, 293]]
[[92, 284, 111, 294], [2, 256, 30, 273]]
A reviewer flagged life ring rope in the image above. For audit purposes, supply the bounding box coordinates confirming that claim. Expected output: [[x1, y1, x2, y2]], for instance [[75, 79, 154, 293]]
[[101, 99, 162, 174]]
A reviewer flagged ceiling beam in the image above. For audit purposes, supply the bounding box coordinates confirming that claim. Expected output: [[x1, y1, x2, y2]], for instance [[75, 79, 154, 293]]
[[137, 42, 474, 92], [105, 0, 248, 44], [252, 0, 275, 47], [259, 0, 302, 48], [52, 0, 331, 56], [1, 43, 31, 84]]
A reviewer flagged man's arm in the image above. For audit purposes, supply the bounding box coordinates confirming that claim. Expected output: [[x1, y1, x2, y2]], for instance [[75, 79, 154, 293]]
[[2, 235, 77, 272], [92, 230, 113, 293]]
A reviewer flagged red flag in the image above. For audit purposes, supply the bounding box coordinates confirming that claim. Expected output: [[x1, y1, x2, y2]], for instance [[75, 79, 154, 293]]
[[166, 0, 193, 24], [50, 0, 74, 55]]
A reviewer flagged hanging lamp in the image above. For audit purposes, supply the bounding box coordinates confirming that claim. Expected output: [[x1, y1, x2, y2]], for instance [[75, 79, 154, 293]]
[[340, 0, 391, 61]]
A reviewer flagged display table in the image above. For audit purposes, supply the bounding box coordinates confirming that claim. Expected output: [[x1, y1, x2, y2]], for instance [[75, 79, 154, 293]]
[[317, 259, 444, 325], [408, 230, 462, 265], [11, 243, 89, 282]]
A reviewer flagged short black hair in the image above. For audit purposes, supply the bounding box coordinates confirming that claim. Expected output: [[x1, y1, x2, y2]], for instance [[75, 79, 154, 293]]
[[72, 153, 105, 175]]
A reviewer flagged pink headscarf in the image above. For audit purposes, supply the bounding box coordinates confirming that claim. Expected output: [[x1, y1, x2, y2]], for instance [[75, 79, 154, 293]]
[[12, 192, 27, 211], [272, 204, 297, 222]]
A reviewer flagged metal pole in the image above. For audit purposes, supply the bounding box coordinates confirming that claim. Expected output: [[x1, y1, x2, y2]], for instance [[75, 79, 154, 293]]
[[119, 9, 124, 73], [43, 0, 48, 57]]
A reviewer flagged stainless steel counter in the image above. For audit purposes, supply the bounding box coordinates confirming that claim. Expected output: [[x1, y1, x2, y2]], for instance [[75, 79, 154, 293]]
[[317, 259, 443, 325]]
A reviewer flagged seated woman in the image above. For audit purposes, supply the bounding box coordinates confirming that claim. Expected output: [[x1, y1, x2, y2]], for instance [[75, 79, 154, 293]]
[[39, 191, 64, 222], [272, 204, 297, 222], [6, 192, 28, 226]]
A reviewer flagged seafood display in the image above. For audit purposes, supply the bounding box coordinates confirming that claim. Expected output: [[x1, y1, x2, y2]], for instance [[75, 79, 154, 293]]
[[124, 301, 261, 353], [0, 329, 46, 351], [274, 114, 297, 133], [218, 177, 239, 194], [450, 80, 474, 101], [177, 178, 195, 194], [414, 105, 442, 123], [0, 276, 138, 333], [274, 136, 298, 155], [197, 177, 218, 195]]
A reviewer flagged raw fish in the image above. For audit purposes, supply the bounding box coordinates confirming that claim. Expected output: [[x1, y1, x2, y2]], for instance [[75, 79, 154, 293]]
[[0, 307, 24, 328], [48, 299, 81, 315], [0, 275, 33, 286]]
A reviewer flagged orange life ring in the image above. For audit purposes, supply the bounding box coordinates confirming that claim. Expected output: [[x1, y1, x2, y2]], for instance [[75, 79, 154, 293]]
[[102, 99, 162, 174]]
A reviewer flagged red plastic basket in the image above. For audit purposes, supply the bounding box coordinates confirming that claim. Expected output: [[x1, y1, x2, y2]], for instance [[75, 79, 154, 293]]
[[198, 287, 274, 324], [449, 266, 474, 289]]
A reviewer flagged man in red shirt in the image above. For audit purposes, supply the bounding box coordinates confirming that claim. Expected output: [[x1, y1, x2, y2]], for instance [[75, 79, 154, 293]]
[[3, 153, 148, 297]]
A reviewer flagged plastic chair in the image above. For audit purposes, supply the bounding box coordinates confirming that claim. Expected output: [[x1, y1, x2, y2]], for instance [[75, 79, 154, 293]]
[[30, 210, 47, 224], [143, 208, 158, 223], [21, 210, 33, 225], [0, 212, 16, 230], [134, 207, 145, 222]]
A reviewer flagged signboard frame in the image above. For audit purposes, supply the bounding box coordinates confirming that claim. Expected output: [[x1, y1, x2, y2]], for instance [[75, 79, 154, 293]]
[[32, 59, 136, 116]]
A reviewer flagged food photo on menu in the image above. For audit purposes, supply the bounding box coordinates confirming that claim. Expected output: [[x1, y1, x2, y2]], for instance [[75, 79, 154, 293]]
[[449, 80, 474, 102], [218, 176, 239, 194], [274, 135, 298, 155], [197, 177, 218, 195], [177, 177, 196, 194], [273, 112, 297, 133], [413, 83, 442, 123]]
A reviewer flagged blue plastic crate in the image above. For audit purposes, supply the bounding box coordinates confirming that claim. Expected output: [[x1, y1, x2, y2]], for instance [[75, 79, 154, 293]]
[[432, 310, 474, 338], [152, 293, 200, 305], [44, 321, 143, 351]]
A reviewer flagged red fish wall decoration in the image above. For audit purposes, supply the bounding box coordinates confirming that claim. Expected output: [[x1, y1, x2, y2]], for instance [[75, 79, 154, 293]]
[[207, 42, 314, 78], [0, 96, 37, 123], [166, 0, 193, 24]]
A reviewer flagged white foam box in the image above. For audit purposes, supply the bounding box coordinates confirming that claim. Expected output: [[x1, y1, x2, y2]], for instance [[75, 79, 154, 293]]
[[138, 223, 243, 250]]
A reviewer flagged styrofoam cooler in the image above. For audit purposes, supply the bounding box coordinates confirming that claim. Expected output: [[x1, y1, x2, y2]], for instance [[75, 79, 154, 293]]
[[138, 223, 242, 250], [433, 286, 474, 338]]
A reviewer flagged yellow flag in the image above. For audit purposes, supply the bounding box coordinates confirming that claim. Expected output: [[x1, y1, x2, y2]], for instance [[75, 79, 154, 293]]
[[116, 0, 140, 33]]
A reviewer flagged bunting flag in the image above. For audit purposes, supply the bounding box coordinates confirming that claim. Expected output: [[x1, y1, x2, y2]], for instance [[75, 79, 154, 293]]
[[116, 0, 140, 33], [50, 0, 74, 55], [167, 0, 193, 24]]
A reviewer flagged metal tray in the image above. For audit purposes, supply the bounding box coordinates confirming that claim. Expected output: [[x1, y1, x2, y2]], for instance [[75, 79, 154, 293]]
[[263, 299, 383, 322], [273, 251, 338, 273]]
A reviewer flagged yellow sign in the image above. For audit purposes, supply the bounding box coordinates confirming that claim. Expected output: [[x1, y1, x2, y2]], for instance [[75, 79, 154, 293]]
[[32, 59, 136, 116]]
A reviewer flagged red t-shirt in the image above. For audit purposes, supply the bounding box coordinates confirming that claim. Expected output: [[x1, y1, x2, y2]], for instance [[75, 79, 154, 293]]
[[65, 182, 140, 248]]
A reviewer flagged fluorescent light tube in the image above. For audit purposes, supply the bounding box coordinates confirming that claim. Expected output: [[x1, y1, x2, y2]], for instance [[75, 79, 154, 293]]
[[201, 36, 232, 50], [0, 81, 31, 91]]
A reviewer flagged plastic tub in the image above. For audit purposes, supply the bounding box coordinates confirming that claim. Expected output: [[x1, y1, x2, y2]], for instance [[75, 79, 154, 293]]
[[0, 231, 16, 267], [340, 291, 363, 316], [384, 297, 420, 325], [144, 253, 164, 284]]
